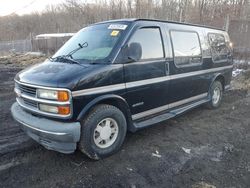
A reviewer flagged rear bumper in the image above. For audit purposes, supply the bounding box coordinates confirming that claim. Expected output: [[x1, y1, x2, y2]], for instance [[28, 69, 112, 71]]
[[11, 102, 81, 154]]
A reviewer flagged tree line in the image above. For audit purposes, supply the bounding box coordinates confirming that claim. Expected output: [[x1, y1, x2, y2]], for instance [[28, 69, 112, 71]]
[[0, 0, 249, 41]]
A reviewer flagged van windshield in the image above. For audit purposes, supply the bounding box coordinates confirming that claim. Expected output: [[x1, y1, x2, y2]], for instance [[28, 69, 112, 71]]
[[52, 23, 128, 64]]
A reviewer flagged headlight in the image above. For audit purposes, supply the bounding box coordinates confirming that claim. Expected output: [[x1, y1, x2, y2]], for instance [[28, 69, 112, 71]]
[[37, 89, 69, 101]]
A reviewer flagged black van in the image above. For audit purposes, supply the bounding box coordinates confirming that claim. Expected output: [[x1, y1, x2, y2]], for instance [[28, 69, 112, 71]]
[[11, 19, 233, 159]]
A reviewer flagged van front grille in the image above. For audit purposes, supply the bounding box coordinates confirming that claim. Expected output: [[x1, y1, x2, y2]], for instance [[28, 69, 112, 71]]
[[22, 98, 38, 108], [15, 82, 36, 97]]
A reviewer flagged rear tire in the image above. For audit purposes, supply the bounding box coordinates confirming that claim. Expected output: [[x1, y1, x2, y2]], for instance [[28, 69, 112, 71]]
[[206, 81, 223, 109], [78, 104, 127, 160]]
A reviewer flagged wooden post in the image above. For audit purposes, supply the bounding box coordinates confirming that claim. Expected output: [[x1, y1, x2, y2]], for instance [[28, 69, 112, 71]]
[[225, 14, 230, 32]]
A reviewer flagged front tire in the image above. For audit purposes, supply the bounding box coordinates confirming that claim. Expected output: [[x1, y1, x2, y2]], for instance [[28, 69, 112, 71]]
[[207, 81, 223, 109], [78, 104, 127, 160]]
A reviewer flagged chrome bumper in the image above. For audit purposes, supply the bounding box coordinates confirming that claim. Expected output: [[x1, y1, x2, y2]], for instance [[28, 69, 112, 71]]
[[11, 102, 81, 154]]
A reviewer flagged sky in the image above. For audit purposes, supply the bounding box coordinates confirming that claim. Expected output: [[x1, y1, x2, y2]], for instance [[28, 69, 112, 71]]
[[0, 0, 66, 16]]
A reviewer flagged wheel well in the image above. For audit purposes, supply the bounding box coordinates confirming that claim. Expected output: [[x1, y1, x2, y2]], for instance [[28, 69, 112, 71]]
[[88, 98, 133, 131], [215, 75, 225, 91]]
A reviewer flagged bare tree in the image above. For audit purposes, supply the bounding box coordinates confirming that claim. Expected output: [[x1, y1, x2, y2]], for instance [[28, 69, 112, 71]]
[[0, 0, 250, 41]]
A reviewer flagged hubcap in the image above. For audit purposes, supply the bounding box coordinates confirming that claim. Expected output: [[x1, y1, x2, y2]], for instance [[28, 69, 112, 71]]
[[93, 118, 119, 148], [212, 87, 221, 105]]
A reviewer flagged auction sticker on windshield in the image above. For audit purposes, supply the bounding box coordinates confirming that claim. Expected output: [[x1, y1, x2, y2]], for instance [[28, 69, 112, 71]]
[[108, 24, 127, 30], [110, 30, 120, 36]]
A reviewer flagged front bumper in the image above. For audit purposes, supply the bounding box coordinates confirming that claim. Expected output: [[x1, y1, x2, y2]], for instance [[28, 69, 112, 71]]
[[11, 102, 81, 154]]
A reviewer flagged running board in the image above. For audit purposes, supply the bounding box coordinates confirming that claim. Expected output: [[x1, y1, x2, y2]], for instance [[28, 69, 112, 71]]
[[132, 99, 209, 131]]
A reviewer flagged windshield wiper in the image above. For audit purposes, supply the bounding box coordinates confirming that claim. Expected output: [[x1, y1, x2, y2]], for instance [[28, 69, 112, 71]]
[[67, 42, 88, 58], [49, 56, 81, 65], [49, 42, 88, 64]]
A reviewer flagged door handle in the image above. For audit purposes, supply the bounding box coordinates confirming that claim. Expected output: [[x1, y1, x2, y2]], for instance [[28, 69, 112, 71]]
[[165, 62, 169, 75]]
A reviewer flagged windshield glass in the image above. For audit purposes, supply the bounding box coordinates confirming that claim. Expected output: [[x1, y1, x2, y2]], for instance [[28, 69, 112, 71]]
[[52, 23, 128, 63]]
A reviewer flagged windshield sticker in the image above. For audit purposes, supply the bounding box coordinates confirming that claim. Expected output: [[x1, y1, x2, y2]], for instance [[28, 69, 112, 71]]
[[110, 30, 120, 36], [108, 24, 127, 30]]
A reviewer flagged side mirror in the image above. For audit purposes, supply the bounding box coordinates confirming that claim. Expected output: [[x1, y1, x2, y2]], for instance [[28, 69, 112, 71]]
[[127, 42, 142, 63]]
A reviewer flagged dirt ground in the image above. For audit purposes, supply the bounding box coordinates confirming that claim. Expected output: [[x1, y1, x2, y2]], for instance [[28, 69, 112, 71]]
[[0, 54, 250, 188]]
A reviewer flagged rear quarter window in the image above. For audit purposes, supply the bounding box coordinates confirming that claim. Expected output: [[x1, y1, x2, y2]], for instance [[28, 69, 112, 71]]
[[170, 31, 202, 67], [208, 33, 229, 63]]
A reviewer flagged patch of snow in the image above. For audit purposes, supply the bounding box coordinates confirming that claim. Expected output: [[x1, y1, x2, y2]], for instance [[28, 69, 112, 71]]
[[152, 150, 162, 158], [25, 52, 44, 56], [126, 167, 133, 171], [0, 55, 10, 58], [232, 69, 244, 77], [182, 147, 191, 154], [35, 33, 75, 39]]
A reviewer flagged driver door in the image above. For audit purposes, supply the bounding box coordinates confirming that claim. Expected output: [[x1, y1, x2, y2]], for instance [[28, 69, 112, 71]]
[[122, 25, 170, 120]]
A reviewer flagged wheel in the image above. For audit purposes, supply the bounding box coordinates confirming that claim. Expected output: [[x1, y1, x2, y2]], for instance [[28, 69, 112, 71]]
[[206, 81, 223, 109], [78, 104, 127, 160]]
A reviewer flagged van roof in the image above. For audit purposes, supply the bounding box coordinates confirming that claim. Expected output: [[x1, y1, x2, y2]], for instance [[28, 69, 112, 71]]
[[97, 18, 225, 32]]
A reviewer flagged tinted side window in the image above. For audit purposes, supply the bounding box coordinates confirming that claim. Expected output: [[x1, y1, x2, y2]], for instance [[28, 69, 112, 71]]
[[128, 28, 164, 60], [208, 33, 228, 62], [171, 31, 202, 66]]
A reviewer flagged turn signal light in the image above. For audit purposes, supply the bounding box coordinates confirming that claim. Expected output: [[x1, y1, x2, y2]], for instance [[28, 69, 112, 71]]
[[58, 106, 70, 115], [58, 91, 69, 101]]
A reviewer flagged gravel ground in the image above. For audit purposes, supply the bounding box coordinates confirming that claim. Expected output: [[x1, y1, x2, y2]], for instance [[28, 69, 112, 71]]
[[0, 55, 249, 188]]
